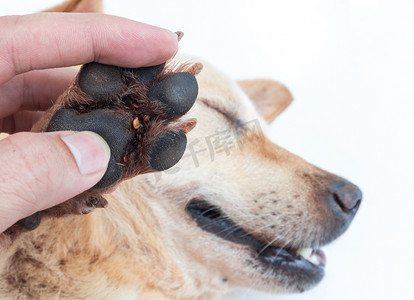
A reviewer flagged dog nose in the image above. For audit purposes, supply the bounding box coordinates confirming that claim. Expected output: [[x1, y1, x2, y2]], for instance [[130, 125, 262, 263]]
[[329, 180, 362, 215]]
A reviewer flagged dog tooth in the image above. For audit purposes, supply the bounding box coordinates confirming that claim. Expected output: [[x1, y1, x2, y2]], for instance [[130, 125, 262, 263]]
[[298, 248, 322, 265], [308, 254, 320, 265], [297, 248, 313, 260]]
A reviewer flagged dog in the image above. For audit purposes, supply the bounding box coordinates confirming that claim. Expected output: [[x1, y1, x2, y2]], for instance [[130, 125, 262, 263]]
[[0, 0, 362, 299]]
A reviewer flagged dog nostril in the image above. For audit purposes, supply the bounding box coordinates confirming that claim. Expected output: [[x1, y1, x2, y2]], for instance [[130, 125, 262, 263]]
[[331, 182, 362, 215]]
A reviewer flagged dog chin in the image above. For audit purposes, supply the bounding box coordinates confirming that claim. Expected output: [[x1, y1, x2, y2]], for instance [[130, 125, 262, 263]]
[[185, 199, 326, 293]]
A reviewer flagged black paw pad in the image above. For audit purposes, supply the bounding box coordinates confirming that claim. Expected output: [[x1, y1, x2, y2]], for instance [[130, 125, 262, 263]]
[[47, 109, 133, 190], [150, 131, 187, 171], [125, 63, 166, 86], [147, 72, 198, 116], [16, 212, 41, 231], [79, 63, 124, 100]]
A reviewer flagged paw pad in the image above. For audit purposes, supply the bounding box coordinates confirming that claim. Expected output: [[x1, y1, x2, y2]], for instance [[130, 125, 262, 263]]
[[78, 63, 124, 100], [46, 61, 199, 191], [16, 212, 41, 231], [148, 72, 198, 116], [150, 130, 187, 171]]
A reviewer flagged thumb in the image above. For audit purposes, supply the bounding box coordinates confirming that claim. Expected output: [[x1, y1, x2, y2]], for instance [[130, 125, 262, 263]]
[[0, 131, 110, 232]]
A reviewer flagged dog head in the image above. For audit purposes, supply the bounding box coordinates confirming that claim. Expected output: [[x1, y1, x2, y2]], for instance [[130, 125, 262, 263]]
[[130, 56, 362, 295]]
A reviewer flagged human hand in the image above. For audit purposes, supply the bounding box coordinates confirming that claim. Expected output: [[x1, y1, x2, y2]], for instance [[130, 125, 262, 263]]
[[0, 13, 178, 233]]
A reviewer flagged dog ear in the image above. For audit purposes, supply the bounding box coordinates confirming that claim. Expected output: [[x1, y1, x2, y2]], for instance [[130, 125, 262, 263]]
[[238, 79, 293, 123], [43, 0, 103, 13]]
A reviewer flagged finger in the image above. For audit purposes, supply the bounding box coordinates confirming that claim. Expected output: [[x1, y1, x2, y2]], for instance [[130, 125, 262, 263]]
[[0, 13, 178, 84], [0, 68, 77, 119], [0, 131, 110, 233], [46, 109, 132, 190], [1, 111, 44, 134]]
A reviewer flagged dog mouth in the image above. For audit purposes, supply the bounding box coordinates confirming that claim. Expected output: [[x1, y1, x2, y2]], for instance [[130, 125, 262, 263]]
[[185, 199, 326, 284]]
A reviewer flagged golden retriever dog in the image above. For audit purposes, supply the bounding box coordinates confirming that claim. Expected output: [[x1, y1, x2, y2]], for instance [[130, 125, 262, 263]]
[[0, 0, 362, 299]]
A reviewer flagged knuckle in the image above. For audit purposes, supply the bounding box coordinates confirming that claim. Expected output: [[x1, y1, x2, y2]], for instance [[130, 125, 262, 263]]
[[0, 133, 68, 209], [2, 16, 26, 75]]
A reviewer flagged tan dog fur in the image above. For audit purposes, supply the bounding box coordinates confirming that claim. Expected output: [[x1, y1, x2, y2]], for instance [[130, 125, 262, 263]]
[[0, 1, 360, 299]]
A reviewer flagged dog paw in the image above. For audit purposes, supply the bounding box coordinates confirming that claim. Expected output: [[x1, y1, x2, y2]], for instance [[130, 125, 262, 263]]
[[14, 58, 201, 230]]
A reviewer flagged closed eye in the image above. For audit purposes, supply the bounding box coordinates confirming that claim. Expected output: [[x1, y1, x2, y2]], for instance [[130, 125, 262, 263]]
[[199, 98, 243, 130]]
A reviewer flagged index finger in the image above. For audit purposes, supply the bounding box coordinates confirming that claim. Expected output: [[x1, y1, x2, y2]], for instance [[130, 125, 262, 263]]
[[0, 13, 178, 84]]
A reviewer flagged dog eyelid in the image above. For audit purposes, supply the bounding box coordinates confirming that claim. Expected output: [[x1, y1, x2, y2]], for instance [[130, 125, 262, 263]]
[[199, 98, 243, 130]]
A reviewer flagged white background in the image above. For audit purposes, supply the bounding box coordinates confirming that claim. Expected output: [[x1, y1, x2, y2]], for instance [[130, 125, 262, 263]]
[[1, 0, 413, 299]]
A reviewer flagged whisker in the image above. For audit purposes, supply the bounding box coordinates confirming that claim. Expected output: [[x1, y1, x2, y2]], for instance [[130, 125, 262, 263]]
[[256, 231, 292, 258]]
